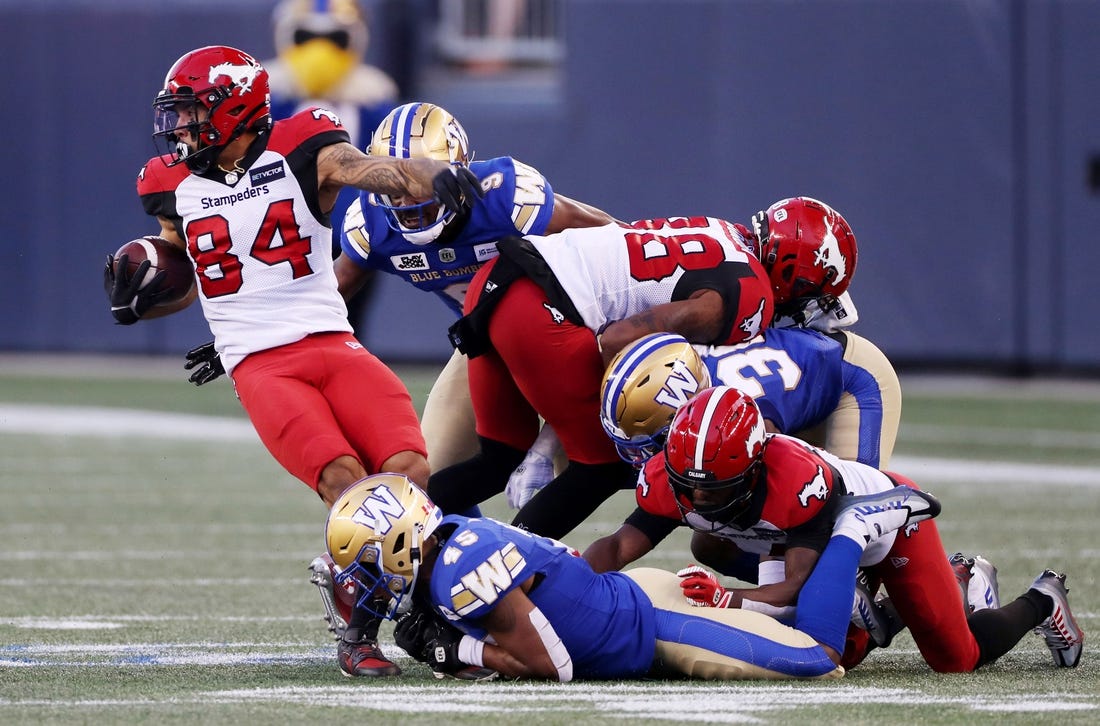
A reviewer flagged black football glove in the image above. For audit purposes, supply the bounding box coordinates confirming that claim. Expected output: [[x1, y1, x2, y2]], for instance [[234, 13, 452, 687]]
[[393, 606, 470, 676], [104, 253, 170, 325], [393, 608, 437, 664], [432, 166, 484, 216], [424, 622, 468, 676], [184, 340, 225, 386]]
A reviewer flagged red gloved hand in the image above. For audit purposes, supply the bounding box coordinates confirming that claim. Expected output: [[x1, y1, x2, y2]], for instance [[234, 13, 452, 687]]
[[676, 565, 733, 608]]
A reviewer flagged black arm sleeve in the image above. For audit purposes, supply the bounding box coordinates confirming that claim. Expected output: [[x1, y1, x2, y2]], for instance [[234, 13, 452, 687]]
[[511, 460, 636, 540], [427, 437, 526, 515], [624, 506, 681, 547]]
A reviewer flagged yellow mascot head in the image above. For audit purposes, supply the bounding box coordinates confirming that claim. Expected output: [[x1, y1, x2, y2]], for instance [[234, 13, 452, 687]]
[[273, 0, 368, 98]]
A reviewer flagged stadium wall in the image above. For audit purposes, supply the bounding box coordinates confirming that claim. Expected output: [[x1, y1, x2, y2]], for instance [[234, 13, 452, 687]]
[[2, 0, 1097, 373]]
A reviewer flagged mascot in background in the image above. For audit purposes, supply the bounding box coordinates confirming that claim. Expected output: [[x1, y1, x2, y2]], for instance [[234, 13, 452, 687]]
[[266, 0, 398, 336]]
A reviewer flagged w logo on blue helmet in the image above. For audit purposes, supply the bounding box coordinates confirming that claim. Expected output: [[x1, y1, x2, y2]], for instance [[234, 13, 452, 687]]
[[600, 333, 710, 467]]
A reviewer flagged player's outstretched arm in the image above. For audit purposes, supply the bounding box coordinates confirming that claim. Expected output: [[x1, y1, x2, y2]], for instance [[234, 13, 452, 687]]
[[317, 142, 482, 215], [545, 193, 621, 233], [317, 141, 438, 198]]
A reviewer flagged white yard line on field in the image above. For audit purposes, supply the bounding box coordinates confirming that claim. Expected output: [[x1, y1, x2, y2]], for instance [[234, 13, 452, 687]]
[[206, 683, 1099, 718], [0, 403, 256, 441], [3, 404, 1097, 487], [0, 682, 1094, 720]]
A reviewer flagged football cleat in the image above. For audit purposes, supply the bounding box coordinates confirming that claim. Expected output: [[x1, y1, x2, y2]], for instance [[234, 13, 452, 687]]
[[850, 570, 905, 649], [309, 554, 348, 640], [968, 555, 1000, 611], [835, 486, 941, 544], [1030, 570, 1084, 668], [505, 451, 555, 509], [949, 552, 1001, 613], [338, 631, 402, 677]]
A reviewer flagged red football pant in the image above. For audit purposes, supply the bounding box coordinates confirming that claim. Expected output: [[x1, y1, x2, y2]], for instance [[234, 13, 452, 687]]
[[232, 332, 426, 492], [855, 474, 980, 672], [465, 261, 619, 464]]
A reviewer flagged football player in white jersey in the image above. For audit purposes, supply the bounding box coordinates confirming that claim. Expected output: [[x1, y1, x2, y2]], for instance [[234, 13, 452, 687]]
[[429, 216, 775, 539], [103, 45, 481, 679], [180, 102, 617, 506]]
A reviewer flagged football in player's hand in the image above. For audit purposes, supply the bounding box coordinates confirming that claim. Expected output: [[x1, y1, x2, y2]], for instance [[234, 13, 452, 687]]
[[112, 236, 194, 304]]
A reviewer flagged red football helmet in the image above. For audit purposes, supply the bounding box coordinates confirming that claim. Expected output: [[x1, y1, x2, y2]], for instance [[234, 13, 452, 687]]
[[152, 46, 272, 172], [751, 196, 857, 315], [664, 386, 768, 527]]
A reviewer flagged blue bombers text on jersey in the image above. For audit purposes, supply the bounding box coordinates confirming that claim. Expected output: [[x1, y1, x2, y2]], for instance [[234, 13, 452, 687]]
[[341, 157, 556, 316]]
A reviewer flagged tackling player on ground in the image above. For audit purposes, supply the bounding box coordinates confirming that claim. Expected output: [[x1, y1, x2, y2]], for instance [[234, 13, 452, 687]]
[[593, 386, 1084, 672], [324, 473, 939, 681]]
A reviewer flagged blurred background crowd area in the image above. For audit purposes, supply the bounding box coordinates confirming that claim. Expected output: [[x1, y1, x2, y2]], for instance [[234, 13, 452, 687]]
[[2, 0, 1098, 376]]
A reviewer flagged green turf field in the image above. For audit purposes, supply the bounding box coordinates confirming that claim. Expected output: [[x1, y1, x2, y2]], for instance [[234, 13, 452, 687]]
[[1, 358, 1097, 724]]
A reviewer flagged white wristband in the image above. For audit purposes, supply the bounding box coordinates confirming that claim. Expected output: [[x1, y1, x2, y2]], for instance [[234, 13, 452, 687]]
[[458, 634, 485, 667], [757, 559, 786, 586]]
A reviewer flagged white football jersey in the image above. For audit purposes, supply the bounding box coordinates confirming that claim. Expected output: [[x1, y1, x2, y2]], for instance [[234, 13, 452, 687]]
[[528, 217, 772, 344], [138, 111, 352, 374], [813, 446, 901, 567]]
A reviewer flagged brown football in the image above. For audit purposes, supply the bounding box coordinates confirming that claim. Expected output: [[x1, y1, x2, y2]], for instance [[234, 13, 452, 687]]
[[112, 236, 195, 304]]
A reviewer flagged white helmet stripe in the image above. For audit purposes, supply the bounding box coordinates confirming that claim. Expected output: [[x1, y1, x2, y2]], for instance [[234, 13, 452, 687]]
[[692, 386, 730, 468], [389, 103, 420, 158]]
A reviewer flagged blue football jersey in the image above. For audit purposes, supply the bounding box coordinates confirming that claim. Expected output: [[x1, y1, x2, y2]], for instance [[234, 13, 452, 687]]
[[340, 156, 557, 316], [698, 327, 890, 467], [269, 98, 392, 253], [427, 515, 656, 679], [699, 327, 847, 435]]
